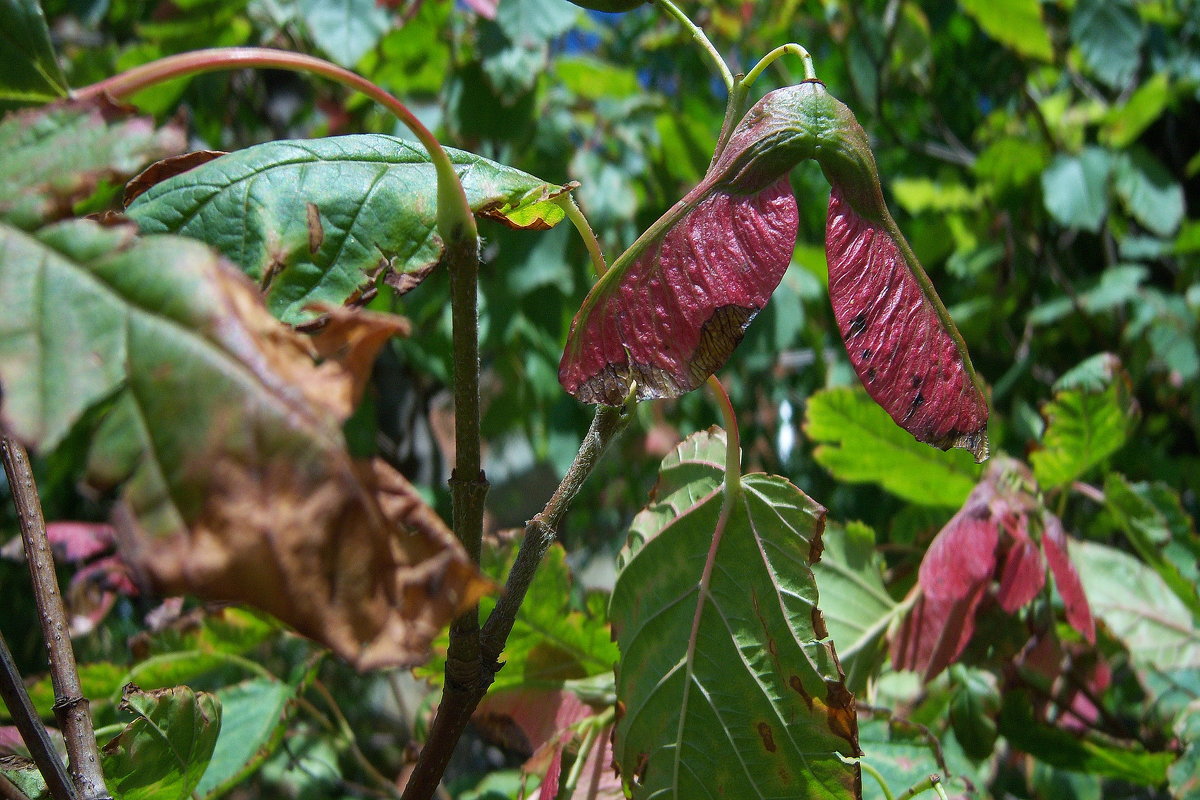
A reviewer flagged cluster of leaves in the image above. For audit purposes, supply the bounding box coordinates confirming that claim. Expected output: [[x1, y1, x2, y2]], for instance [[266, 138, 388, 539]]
[[0, 0, 1198, 799]]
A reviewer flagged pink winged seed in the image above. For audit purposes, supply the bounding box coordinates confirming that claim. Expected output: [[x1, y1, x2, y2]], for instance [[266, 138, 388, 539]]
[[826, 188, 988, 458], [559, 178, 797, 405]]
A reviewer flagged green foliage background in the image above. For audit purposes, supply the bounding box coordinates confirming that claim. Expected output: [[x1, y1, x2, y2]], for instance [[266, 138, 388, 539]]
[[2, 0, 1199, 798]]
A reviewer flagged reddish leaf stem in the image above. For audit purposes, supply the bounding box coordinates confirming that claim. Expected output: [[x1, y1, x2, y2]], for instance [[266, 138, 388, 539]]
[[0, 436, 110, 800], [71, 47, 477, 243]]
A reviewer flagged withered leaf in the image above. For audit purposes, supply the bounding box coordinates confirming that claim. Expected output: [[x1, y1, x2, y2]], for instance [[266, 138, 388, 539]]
[[0, 219, 488, 669], [122, 150, 227, 207]]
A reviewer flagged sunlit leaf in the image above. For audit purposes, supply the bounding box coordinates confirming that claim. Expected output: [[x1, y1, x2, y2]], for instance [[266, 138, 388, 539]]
[[298, 0, 390, 68], [496, 0, 578, 43], [1070, 0, 1144, 89], [1030, 354, 1138, 488], [959, 0, 1052, 60], [127, 136, 573, 323], [1073, 540, 1200, 672], [1041, 148, 1113, 232], [0, 220, 489, 669], [197, 678, 294, 798], [1170, 702, 1200, 800], [1114, 147, 1185, 237], [102, 684, 222, 800], [856, 711, 971, 797], [610, 429, 860, 800], [811, 522, 897, 692], [0, 98, 185, 230], [1027, 265, 1147, 327], [0, 0, 68, 103], [1104, 473, 1200, 619], [1100, 72, 1171, 148], [804, 387, 980, 508]]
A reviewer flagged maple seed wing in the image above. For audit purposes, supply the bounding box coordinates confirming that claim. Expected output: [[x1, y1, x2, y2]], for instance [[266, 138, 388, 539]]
[[559, 178, 797, 405], [825, 188, 989, 460]]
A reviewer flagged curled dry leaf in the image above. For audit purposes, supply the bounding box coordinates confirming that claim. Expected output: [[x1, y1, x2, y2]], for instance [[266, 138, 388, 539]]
[[0, 220, 489, 669], [560, 81, 988, 462], [122, 150, 227, 207]]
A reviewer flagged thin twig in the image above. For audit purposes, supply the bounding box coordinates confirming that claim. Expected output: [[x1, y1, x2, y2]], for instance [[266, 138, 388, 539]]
[[480, 402, 633, 657], [400, 403, 633, 800], [0, 630, 76, 800], [1, 436, 110, 800], [896, 774, 941, 800], [307, 681, 403, 799]]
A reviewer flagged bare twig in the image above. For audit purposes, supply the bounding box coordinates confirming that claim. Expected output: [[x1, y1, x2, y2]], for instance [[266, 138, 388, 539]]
[[400, 402, 633, 800], [0, 630, 76, 800], [0, 436, 111, 800], [480, 402, 633, 657]]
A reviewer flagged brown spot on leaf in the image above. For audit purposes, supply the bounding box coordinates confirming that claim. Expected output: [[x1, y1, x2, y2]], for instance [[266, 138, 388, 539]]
[[789, 675, 813, 707], [756, 721, 777, 753], [384, 262, 438, 296], [824, 679, 861, 756], [123, 150, 226, 207], [306, 202, 325, 254], [812, 607, 828, 639]]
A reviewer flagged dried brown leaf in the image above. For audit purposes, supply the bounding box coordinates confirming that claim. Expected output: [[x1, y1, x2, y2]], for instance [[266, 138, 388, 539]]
[[122, 150, 227, 207]]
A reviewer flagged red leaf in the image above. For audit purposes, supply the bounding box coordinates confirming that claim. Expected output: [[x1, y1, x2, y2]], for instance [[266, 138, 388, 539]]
[[45, 521, 115, 562], [918, 515, 998, 601], [996, 538, 1046, 613], [559, 178, 796, 404], [1042, 516, 1096, 643], [898, 487, 999, 679], [891, 583, 989, 681], [826, 188, 989, 459], [569, 724, 622, 800]]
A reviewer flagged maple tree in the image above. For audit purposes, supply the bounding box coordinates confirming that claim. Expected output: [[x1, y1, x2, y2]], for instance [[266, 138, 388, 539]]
[[1, 1, 1197, 799]]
